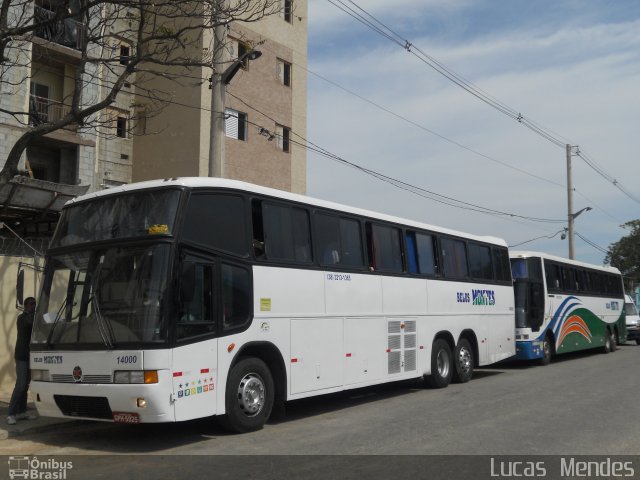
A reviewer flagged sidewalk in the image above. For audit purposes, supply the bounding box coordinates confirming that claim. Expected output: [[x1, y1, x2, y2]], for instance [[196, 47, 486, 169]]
[[0, 387, 77, 440]]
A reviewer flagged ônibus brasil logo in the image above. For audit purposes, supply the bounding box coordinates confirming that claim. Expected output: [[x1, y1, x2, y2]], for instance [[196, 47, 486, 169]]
[[8, 456, 73, 479]]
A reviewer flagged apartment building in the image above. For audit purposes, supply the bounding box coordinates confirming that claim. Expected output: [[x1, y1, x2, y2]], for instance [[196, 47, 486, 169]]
[[132, 0, 308, 194], [1, 0, 306, 202]]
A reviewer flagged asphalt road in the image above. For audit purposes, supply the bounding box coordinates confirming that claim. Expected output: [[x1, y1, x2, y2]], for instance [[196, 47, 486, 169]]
[[3, 342, 639, 458]]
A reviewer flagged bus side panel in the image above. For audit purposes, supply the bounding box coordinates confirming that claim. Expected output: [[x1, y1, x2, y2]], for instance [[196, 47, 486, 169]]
[[545, 295, 621, 355], [171, 339, 218, 421], [344, 317, 387, 385], [290, 318, 343, 394]]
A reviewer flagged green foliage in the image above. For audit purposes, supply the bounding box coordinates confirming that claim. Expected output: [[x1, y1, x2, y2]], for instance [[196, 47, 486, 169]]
[[605, 220, 640, 287]]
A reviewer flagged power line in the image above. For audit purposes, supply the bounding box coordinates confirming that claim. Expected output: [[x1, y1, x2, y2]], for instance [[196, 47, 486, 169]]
[[227, 91, 566, 225], [329, 0, 640, 205], [575, 231, 609, 255], [509, 229, 566, 248]]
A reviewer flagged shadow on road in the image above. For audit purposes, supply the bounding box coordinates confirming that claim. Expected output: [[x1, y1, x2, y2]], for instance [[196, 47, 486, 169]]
[[4, 358, 517, 453]]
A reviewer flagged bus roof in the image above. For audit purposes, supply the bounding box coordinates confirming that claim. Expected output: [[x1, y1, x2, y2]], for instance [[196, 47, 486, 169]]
[[65, 177, 508, 247], [510, 250, 621, 275]]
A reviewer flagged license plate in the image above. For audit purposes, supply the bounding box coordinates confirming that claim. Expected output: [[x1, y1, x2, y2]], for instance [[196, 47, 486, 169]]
[[113, 412, 140, 424]]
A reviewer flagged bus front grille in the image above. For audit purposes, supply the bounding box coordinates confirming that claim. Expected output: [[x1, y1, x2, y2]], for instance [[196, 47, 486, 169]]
[[54, 395, 113, 419]]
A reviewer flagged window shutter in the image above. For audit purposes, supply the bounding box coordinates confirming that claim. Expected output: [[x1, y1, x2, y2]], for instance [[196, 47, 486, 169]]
[[225, 108, 239, 139]]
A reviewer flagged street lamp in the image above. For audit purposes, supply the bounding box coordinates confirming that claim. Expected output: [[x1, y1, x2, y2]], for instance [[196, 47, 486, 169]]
[[567, 206, 592, 259]]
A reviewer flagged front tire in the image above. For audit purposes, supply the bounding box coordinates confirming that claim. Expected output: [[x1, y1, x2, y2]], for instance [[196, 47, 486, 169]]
[[539, 336, 553, 366], [452, 338, 474, 383], [425, 339, 453, 388], [219, 357, 274, 433]]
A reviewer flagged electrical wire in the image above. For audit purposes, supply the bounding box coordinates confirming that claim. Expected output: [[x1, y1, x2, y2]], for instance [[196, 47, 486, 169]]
[[328, 0, 640, 204], [575, 231, 609, 255], [227, 91, 567, 224], [509, 229, 566, 248]]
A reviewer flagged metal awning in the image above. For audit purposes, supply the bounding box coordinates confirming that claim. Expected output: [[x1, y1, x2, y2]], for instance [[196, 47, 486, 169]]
[[0, 174, 89, 222]]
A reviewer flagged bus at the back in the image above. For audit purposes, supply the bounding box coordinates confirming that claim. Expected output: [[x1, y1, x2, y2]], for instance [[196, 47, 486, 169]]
[[510, 251, 626, 365]]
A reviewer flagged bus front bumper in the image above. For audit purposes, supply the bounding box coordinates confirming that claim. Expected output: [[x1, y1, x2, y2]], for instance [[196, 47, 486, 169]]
[[31, 381, 174, 423], [515, 340, 545, 360]]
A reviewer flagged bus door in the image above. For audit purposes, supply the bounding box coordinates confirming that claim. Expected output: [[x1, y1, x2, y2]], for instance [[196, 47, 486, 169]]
[[171, 255, 219, 421]]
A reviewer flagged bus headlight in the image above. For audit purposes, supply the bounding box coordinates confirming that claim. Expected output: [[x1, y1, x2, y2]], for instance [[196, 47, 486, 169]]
[[114, 371, 158, 384], [31, 369, 50, 382]]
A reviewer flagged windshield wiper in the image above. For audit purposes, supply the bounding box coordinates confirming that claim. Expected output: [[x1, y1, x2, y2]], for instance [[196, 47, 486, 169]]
[[90, 294, 115, 350], [46, 296, 69, 347]]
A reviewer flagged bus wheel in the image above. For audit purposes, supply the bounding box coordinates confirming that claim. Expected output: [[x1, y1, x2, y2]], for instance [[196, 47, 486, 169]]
[[452, 338, 474, 383], [539, 337, 552, 366], [425, 339, 453, 388], [636, 339, 640, 346], [610, 330, 618, 352], [220, 357, 274, 433], [602, 329, 614, 354]]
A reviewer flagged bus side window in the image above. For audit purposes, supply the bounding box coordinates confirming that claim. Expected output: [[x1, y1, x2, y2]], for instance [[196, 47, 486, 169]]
[[405, 232, 419, 274], [221, 263, 252, 331], [177, 262, 216, 340], [441, 237, 469, 279], [367, 223, 403, 273]]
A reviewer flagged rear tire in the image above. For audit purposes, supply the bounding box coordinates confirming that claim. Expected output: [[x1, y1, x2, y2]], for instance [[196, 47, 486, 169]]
[[424, 339, 453, 389], [219, 357, 274, 433], [602, 330, 613, 354], [635, 339, 640, 346], [452, 338, 474, 383]]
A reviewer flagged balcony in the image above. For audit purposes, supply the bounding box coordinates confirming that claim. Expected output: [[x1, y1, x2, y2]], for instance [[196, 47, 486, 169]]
[[29, 95, 71, 125], [33, 5, 86, 50]]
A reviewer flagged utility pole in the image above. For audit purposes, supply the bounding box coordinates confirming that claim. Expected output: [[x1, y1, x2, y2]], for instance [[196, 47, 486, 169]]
[[566, 144, 575, 259], [208, 0, 227, 178]]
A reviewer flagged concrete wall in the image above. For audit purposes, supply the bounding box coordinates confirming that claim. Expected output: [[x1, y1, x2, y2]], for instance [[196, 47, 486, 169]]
[[0, 256, 41, 394]]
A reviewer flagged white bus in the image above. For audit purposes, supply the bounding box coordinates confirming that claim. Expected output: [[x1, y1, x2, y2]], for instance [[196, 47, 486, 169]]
[[29, 178, 514, 432], [509, 251, 626, 365]]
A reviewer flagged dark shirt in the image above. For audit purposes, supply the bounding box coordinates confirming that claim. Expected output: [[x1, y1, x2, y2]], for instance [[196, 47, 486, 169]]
[[14, 311, 34, 362]]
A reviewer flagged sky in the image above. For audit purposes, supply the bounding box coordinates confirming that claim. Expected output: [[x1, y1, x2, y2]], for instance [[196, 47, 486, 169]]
[[304, 0, 640, 266]]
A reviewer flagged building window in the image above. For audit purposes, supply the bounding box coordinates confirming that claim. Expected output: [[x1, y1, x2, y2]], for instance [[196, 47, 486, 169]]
[[277, 59, 292, 86], [275, 124, 290, 152], [225, 108, 247, 141], [230, 38, 250, 70], [119, 44, 131, 65], [116, 116, 128, 138], [281, 0, 293, 23]]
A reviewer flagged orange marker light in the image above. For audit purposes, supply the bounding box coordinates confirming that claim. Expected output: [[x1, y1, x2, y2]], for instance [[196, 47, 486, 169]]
[[144, 371, 158, 384], [227, 343, 236, 353]]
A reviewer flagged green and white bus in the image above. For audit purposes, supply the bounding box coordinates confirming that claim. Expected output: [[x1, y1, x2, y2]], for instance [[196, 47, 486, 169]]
[[510, 251, 626, 364]]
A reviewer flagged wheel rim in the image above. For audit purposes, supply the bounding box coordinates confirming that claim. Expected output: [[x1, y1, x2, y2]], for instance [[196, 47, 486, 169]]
[[237, 373, 266, 417], [458, 347, 472, 374], [437, 349, 450, 378]]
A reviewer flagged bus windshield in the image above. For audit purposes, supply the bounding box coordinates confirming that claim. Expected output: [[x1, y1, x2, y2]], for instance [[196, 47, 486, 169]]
[[32, 244, 171, 349], [51, 189, 181, 247], [510, 257, 544, 330]]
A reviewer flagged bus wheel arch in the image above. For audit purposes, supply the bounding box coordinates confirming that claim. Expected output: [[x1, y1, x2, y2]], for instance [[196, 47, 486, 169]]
[[221, 342, 286, 432]]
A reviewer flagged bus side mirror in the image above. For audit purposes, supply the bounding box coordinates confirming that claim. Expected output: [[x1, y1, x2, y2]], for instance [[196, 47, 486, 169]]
[[16, 269, 25, 307]]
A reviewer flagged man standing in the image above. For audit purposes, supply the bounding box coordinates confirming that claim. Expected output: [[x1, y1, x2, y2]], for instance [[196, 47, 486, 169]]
[[6, 297, 38, 425]]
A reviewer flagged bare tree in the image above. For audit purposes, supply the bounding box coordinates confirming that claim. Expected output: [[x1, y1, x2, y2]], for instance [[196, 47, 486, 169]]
[[0, 0, 281, 182]]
